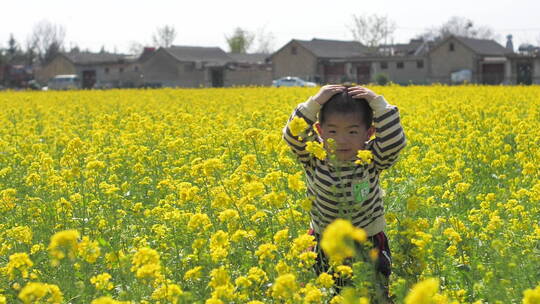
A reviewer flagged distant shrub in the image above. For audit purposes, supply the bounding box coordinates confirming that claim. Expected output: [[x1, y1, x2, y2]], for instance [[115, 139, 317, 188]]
[[375, 73, 389, 86]]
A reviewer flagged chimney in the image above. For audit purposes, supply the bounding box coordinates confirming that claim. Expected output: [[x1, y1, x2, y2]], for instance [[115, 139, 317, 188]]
[[506, 34, 514, 53]]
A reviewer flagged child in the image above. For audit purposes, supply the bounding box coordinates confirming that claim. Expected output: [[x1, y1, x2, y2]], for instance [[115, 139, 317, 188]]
[[282, 85, 406, 302]]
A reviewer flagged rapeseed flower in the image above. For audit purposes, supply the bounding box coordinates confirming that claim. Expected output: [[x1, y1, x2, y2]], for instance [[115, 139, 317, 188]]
[[523, 284, 540, 304], [289, 116, 308, 137], [6, 252, 33, 280], [306, 141, 327, 160], [271, 273, 298, 301], [355, 150, 373, 165], [48, 229, 80, 264], [404, 278, 441, 304], [90, 272, 114, 290], [321, 219, 367, 265], [18, 282, 63, 304]]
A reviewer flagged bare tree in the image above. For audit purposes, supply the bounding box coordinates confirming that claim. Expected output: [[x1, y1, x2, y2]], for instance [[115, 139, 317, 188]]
[[129, 41, 145, 56], [349, 14, 396, 47], [418, 16, 496, 41], [28, 20, 66, 64], [152, 25, 177, 48], [226, 27, 255, 54], [254, 26, 275, 54]]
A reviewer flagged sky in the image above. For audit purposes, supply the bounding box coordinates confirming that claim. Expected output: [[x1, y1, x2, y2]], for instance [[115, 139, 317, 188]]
[[1, 0, 540, 54]]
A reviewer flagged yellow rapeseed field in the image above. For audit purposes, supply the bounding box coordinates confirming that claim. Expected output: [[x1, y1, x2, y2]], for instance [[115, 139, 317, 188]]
[[0, 86, 539, 303]]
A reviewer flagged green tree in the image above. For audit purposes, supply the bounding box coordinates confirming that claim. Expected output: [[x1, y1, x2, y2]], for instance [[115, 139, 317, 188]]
[[226, 27, 254, 54], [7, 34, 19, 58]]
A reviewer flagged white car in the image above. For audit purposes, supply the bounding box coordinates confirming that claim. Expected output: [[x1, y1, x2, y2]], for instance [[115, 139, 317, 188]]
[[47, 74, 81, 90], [272, 76, 317, 87]]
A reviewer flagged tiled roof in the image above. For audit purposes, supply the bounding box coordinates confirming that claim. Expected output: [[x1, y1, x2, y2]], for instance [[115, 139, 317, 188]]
[[450, 36, 510, 56], [227, 53, 269, 64], [63, 52, 129, 65], [164, 46, 232, 64], [294, 38, 368, 58]]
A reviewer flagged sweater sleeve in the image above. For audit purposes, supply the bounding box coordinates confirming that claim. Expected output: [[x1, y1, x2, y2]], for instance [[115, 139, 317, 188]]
[[368, 95, 407, 171], [282, 97, 321, 165]]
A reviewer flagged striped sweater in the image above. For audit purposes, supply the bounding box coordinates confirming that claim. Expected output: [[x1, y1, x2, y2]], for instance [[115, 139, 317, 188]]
[[283, 95, 406, 236]]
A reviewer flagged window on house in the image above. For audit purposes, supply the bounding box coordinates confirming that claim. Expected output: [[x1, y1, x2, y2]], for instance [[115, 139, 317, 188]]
[[417, 60, 424, 68], [449, 42, 455, 51], [380, 62, 388, 69], [105, 67, 109, 74], [291, 46, 297, 55], [397, 61, 404, 69]]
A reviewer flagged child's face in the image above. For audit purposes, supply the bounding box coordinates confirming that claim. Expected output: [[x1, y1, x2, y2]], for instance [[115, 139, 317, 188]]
[[316, 112, 374, 161]]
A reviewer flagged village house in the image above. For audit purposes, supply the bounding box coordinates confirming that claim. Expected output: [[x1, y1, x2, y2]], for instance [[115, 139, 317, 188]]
[[269, 35, 539, 85], [269, 38, 370, 84], [35, 50, 149, 89], [426, 35, 512, 84], [226, 53, 272, 86], [347, 39, 431, 85], [505, 43, 540, 85], [141, 45, 272, 88]]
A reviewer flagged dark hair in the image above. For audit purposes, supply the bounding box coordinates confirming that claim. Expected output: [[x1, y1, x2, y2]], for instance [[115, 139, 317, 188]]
[[318, 88, 373, 129]]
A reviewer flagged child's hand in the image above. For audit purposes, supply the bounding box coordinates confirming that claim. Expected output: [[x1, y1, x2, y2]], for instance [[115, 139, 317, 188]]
[[347, 86, 379, 102], [312, 85, 345, 105]]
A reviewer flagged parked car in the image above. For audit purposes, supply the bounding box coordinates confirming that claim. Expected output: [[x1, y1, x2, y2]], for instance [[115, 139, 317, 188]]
[[272, 76, 317, 87], [48, 74, 81, 90]]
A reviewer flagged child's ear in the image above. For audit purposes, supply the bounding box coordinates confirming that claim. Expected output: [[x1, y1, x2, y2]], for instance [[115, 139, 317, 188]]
[[315, 122, 323, 136], [367, 126, 375, 138]]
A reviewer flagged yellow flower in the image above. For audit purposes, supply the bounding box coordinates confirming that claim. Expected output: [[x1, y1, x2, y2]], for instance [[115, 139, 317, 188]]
[[18, 282, 63, 304], [455, 182, 471, 193], [218, 209, 239, 223], [78, 236, 101, 263], [335, 265, 353, 278], [523, 284, 540, 304], [289, 116, 309, 137], [317, 272, 335, 288], [306, 141, 327, 160], [302, 283, 323, 303], [273, 229, 289, 245], [247, 267, 268, 284], [90, 273, 114, 290], [131, 247, 160, 270], [355, 149, 373, 165], [184, 266, 203, 281], [6, 226, 33, 244], [187, 213, 213, 232], [289, 233, 316, 256], [7, 252, 33, 280], [131, 247, 162, 281], [321, 219, 367, 265], [404, 278, 440, 304], [271, 273, 298, 300], [151, 282, 183, 303], [255, 243, 277, 262], [287, 172, 305, 192], [210, 230, 230, 262], [208, 266, 231, 289], [48, 229, 80, 263], [135, 263, 162, 280], [91, 296, 131, 304]]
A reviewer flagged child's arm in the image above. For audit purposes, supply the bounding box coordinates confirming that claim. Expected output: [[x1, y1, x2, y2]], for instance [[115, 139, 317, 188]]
[[282, 85, 345, 164], [348, 86, 407, 171]]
